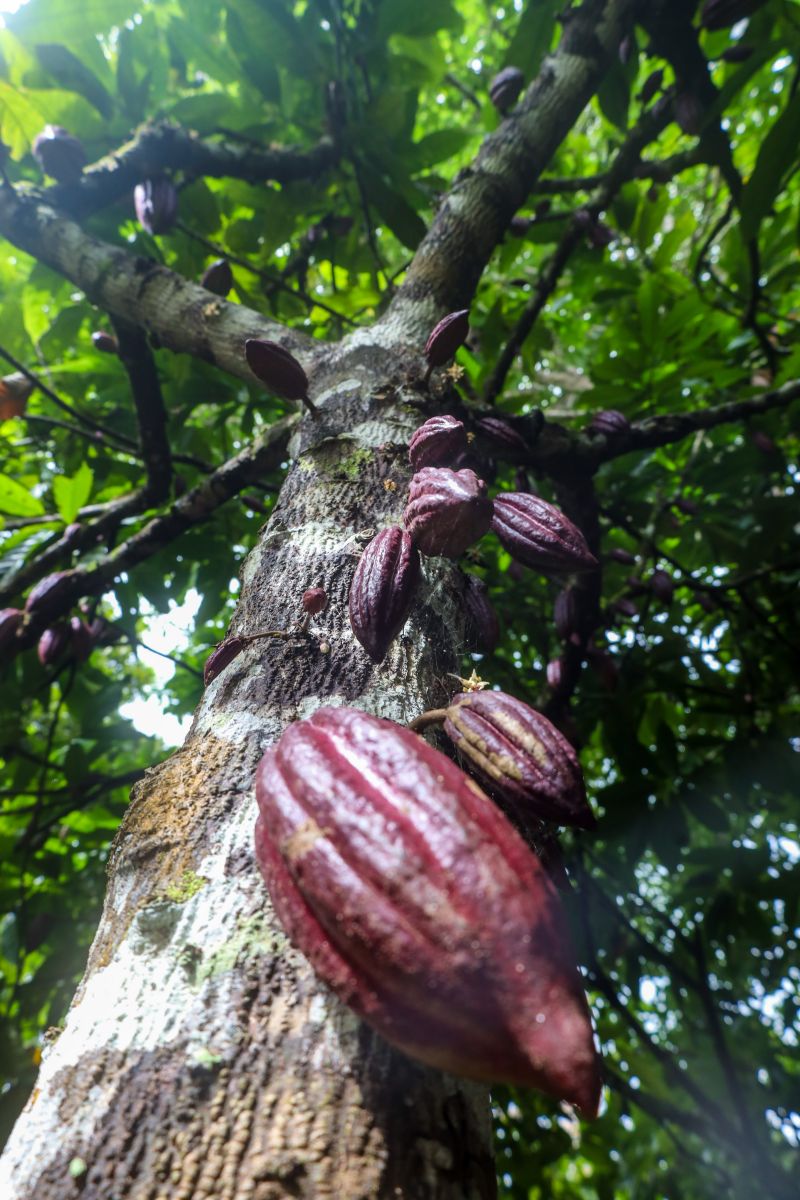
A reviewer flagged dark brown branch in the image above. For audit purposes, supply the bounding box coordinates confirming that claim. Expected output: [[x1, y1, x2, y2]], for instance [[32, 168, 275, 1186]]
[[531, 147, 704, 193], [110, 318, 172, 502], [483, 95, 674, 404], [46, 122, 338, 220]]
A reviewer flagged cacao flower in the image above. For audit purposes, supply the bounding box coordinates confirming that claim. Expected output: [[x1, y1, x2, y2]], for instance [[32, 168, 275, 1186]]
[[404, 467, 493, 558], [91, 331, 118, 355], [32, 125, 86, 183], [408, 415, 467, 470], [554, 588, 579, 639], [588, 409, 630, 436], [254, 706, 602, 1113], [650, 569, 674, 605], [134, 178, 178, 236], [474, 416, 528, 457], [37, 623, 70, 666], [245, 338, 313, 411], [69, 616, 94, 663], [463, 574, 500, 653], [204, 635, 246, 686], [701, 0, 768, 32], [24, 571, 73, 617], [442, 690, 596, 831], [424, 310, 470, 373], [546, 658, 563, 689], [0, 608, 23, 653], [349, 527, 421, 662], [489, 66, 525, 113], [492, 493, 597, 574], [200, 258, 233, 296], [609, 547, 636, 565], [302, 587, 327, 616]]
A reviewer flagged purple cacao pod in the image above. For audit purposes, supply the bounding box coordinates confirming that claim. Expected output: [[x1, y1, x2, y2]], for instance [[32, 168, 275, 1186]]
[[618, 33, 637, 65], [489, 66, 525, 113], [37, 623, 70, 666], [404, 467, 493, 558], [554, 588, 579, 639], [586, 220, 614, 249], [245, 338, 310, 403], [424, 310, 470, 370], [302, 587, 327, 616], [546, 658, 563, 690], [408, 415, 468, 470], [69, 616, 94, 663], [650, 569, 674, 605], [609, 547, 636, 565], [751, 430, 777, 454], [24, 571, 73, 617], [134, 178, 178, 236], [674, 92, 704, 137], [254, 705, 602, 1113], [32, 125, 86, 183], [674, 497, 699, 516], [721, 43, 754, 63], [0, 608, 23, 654], [200, 258, 233, 296], [492, 493, 597, 574], [508, 215, 532, 237], [613, 597, 638, 618], [91, 331, 118, 355], [442, 690, 596, 832], [588, 409, 630, 436], [463, 574, 500, 653], [349, 527, 421, 662], [701, 0, 768, 32], [639, 69, 664, 105], [204, 635, 246, 686], [474, 416, 528, 457]]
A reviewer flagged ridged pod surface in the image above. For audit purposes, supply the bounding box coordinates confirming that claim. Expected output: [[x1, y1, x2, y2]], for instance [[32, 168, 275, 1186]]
[[474, 416, 528, 457], [348, 527, 421, 662], [492, 493, 597, 574], [462, 574, 500, 653], [244, 338, 309, 403], [204, 636, 246, 686], [0, 608, 22, 653], [200, 258, 233, 296], [424, 310, 470, 370], [24, 572, 73, 617], [489, 66, 525, 112], [442, 690, 596, 831], [408, 415, 467, 470], [133, 178, 178, 236], [404, 467, 492, 558], [587, 409, 630, 436], [254, 705, 602, 1113]]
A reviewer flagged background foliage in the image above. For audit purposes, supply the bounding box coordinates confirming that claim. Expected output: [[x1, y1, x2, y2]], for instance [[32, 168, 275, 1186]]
[[1, 0, 798, 1196]]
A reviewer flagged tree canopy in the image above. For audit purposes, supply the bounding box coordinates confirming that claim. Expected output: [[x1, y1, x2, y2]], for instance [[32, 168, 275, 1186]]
[[0, 0, 798, 1196]]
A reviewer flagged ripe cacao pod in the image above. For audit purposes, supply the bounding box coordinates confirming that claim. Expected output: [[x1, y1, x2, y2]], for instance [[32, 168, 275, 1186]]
[[408, 415, 467, 470], [349, 527, 421, 662], [441, 690, 596, 832], [254, 705, 602, 1112], [489, 66, 525, 112], [492, 493, 597, 574], [204, 635, 246, 686], [245, 338, 310, 405], [721, 42, 754, 63], [508, 215, 532, 237], [588, 409, 630, 436], [134, 178, 178, 236], [463, 574, 500, 653], [24, 571, 73, 617], [200, 258, 233, 296], [613, 597, 638, 618], [302, 587, 327, 616], [554, 588, 579, 639], [404, 467, 493, 558], [609, 547, 636, 565], [32, 125, 86, 183], [37, 623, 70, 666], [701, 0, 767, 31], [0, 608, 23, 653], [474, 416, 528, 457], [424, 310, 470, 371], [91, 331, 118, 355]]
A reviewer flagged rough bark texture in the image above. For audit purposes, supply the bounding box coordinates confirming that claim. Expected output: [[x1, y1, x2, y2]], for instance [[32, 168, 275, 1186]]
[[0, 3, 647, 1194]]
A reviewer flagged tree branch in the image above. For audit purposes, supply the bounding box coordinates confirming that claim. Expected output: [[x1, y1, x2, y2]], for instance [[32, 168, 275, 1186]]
[[530, 146, 704, 194], [110, 317, 172, 502]]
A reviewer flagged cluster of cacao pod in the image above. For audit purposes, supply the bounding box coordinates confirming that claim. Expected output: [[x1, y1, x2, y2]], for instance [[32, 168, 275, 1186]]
[[348, 347, 596, 662], [1, 570, 105, 667], [254, 703, 602, 1113]]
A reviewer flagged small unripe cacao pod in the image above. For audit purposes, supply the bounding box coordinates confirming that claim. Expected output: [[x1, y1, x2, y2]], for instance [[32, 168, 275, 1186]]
[[134, 178, 178, 236], [638, 69, 664, 105], [245, 338, 310, 404], [674, 92, 704, 137], [701, 0, 768, 32], [650, 569, 674, 604], [554, 588, 579, 639], [349, 527, 421, 662], [302, 587, 327, 616], [404, 467, 493, 558], [609, 547, 636, 565], [0, 608, 23, 653], [0, 374, 34, 423], [204, 635, 246, 686], [32, 125, 86, 183], [69, 616, 94, 663], [254, 705, 602, 1112], [546, 658, 563, 690], [474, 416, 528, 457], [492, 493, 597, 574], [37, 623, 70, 666], [587, 409, 630, 436], [408, 415, 467, 470], [200, 258, 233, 296], [25, 571, 73, 617], [618, 33, 637, 65], [721, 42, 754, 63], [463, 574, 500, 653], [441, 689, 596, 832], [91, 331, 118, 355], [489, 66, 525, 112], [613, 597, 638, 618], [697, 591, 717, 613], [424, 310, 470, 371]]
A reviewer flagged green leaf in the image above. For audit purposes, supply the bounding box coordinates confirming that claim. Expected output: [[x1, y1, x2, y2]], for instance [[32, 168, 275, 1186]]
[[739, 90, 800, 240], [597, 60, 630, 132], [504, 0, 559, 77], [409, 129, 473, 170], [376, 0, 462, 40], [34, 43, 114, 118], [52, 463, 93, 523], [358, 160, 427, 249], [0, 474, 45, 517], [7, 0, 141, 44]]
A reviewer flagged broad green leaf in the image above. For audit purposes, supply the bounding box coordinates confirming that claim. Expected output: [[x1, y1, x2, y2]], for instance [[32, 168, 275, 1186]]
[[504, 0, 559, 77], [52, 463, 93, 523], [0, 474, 45, 517], [7, 0, 141, 44], [739, 90, 800, 239], [34, 43, 113, 118], [358, 160, 427, 249]]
